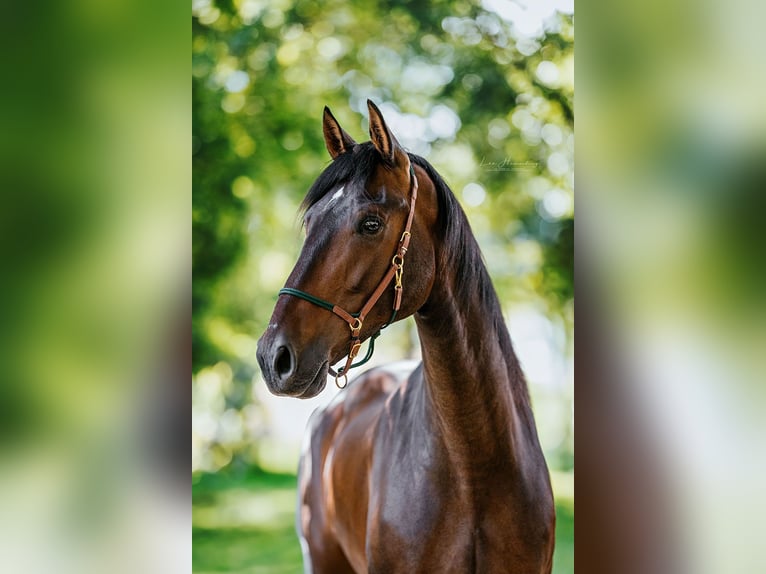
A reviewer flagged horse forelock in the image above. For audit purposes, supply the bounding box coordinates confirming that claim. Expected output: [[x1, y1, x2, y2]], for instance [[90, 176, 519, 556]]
[[300, 143, 382, 222]]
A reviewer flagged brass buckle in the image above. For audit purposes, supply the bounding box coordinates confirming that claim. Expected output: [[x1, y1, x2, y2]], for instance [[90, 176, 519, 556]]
[[349, 340, 362, 360], [350, 318, 363, 337]]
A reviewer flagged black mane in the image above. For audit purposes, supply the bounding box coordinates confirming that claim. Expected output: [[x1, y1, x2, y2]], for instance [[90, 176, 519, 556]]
[[407, 155, 525, 397]]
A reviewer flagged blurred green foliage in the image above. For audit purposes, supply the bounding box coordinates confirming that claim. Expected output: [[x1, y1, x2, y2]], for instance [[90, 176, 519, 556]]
[[193, 0, 573, 472]]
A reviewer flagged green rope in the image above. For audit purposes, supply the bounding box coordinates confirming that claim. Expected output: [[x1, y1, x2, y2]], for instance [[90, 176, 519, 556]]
[[278, 288, 359, 317]]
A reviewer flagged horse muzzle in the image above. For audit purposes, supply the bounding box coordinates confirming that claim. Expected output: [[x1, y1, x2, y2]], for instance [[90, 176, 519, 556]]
[[256, 330, 329, 398]]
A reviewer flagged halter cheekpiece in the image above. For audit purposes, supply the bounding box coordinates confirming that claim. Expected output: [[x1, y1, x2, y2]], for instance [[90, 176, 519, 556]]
[[278, 161, 419, 388]]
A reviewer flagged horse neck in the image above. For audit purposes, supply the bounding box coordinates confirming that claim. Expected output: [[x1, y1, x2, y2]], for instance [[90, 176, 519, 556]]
[[414, 239, 543, 479]]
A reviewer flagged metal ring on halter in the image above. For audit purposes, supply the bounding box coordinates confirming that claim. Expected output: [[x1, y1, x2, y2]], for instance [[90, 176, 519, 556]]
[[350, 318, 363, 335], [392, 254, 404, 268], [335, 372, 348, 389]]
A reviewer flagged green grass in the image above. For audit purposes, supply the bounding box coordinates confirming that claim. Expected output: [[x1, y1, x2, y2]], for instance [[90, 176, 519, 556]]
[[193, 470, 303, 574], [193, 470, 574, 573], [553, 500, 574, 574]]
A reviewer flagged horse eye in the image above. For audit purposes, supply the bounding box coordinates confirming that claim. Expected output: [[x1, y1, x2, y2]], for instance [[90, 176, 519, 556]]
[[359, 217, 382, 235]]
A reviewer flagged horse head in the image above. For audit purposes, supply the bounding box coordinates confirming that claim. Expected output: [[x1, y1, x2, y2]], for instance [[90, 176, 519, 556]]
[[256, 101, 436, 398]]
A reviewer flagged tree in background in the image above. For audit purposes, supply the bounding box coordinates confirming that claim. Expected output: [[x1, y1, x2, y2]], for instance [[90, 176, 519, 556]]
[[193, 0, 573, 473]]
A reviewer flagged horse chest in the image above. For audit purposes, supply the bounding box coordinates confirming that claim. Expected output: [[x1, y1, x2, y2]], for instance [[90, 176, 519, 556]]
[[368, 481, 537, 574], [365, 421, 545, 573], [364, 431, 481, 572], [367, 482, 476, 573]]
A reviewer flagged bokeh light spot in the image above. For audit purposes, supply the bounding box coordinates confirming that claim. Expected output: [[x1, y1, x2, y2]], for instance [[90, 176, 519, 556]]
[[540, 188, 572, 220], [232, 176, 255, 199], [535, 61, 560, 87], [463, 182, 487, 206], [547, 151, 569, 176], [317, 37, 344, 61], [224, 70, 250, 93]]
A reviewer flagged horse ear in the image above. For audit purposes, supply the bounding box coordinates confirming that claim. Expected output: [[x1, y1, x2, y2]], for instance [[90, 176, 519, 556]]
[[367, 99, 402, 166], [323, 106, 356, 159]]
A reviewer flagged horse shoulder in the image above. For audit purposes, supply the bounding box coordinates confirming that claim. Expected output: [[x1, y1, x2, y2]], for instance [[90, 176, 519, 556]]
[[362, 367, 471, 572], [298, 363, 413, 573]]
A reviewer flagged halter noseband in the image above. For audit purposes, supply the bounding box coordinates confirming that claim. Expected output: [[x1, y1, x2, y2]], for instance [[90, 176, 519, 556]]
[[278, 161, 419, 389]]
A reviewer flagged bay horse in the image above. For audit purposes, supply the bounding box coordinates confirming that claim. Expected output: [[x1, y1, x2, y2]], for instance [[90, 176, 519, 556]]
[[256, 101, 555, 573]]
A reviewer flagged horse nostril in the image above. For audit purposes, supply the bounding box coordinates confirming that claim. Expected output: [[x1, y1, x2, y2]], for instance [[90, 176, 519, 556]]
[[274, 345, 293, 379]]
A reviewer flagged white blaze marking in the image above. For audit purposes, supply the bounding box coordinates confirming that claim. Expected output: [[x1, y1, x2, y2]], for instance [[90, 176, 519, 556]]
[[325, 186, 345, 210]]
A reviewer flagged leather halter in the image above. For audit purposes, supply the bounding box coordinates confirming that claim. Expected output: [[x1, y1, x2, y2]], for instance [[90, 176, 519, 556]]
[[279, 161, 419, 389]]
